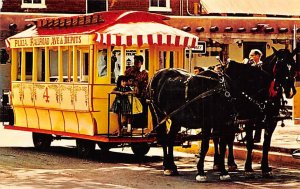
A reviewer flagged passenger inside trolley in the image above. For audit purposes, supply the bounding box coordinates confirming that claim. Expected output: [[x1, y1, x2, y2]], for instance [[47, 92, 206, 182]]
[[111, 75, 133, 136]]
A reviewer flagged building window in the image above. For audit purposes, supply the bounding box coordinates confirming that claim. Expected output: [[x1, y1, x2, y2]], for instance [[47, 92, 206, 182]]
[[149, 0, 171, 12], [21, 0, 47, 9]]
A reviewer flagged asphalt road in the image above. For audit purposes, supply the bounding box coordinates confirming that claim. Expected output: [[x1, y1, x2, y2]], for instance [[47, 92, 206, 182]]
[[1, 123, 300, 189]]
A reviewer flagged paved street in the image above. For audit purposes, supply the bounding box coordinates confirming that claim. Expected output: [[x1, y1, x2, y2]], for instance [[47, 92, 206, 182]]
[[1, 123, 300, 188]]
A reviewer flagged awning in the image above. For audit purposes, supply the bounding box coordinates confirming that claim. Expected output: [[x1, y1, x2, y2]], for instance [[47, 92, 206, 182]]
[[6, 11, 198, 48], [201, 0, 300, 16], [95, 22, 198, 47], [94, 11, 198, 47]]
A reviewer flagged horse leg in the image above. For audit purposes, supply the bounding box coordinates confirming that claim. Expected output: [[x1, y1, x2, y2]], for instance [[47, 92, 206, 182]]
[[244, 125, 255, 177], [213, 137, 221, 171], [163, 144, 179, 176], [227, 133, 238, 171], [163, 124, 179, 176], [218, 136, 231, 181], [196, 130, 210, 182], [260, 122, 276, 177]]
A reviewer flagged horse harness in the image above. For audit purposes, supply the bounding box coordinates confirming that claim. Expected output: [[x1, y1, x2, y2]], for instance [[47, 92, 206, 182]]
[[150, 72, 232, 127]]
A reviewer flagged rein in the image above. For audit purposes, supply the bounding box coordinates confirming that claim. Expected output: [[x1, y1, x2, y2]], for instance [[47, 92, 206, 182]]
[[157, 85, 224, 126]]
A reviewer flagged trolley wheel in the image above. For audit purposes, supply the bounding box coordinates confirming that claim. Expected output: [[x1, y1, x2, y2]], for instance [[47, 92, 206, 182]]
[[32, 133, 52, 151], [131, 142, 150, 157], [76, 139, 95, 158], [97, 142, 111, 152]]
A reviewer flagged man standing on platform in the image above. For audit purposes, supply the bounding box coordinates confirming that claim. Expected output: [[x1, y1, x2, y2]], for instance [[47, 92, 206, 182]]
[[125, 55, 148, 128]]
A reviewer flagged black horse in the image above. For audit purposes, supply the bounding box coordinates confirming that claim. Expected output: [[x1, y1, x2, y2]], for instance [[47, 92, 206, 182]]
[[216, 47, 297, 177], [148, 68, 235, 181], [148, 47, 297, 181]]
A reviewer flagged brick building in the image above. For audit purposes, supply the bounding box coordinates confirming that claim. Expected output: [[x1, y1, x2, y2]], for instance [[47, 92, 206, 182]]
[[1, 0, 199, 15]]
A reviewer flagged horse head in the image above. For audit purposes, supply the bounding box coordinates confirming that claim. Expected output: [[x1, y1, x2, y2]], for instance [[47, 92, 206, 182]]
[[265, 47, 297, 98]]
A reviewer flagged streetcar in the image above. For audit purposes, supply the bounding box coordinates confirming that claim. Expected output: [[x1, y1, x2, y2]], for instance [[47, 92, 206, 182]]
[[1, 11, 198, 157]]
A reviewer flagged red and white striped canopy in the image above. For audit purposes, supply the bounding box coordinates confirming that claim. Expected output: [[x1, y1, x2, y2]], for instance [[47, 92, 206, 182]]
[[94, 11, 198, 47], [95, 22, 198, 47]]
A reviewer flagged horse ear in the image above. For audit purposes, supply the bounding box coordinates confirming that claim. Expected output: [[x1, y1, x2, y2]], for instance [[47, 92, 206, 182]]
[[272, 47, 278, 54]]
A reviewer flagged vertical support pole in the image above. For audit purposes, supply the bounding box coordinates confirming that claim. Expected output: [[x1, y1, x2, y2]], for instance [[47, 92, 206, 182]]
[[188, 48, 192, 72], [45, 47, 50, 82], [178, 49, 184, 69], [21, 48, 26, 81], [148, 47, 154, 77], [72, 46, 78, 82], [165, 51, 170, 69], [58, 46, 63, 82], [107, 46, 112, 83], [173, 50, 179, 68], [11, 49, 18, 81], [89, 44, 94, 83], [32, 47, 38, 82], [153, 46, 158, 73], [68, 46, 72, 82], [121, 46, 126, 74]]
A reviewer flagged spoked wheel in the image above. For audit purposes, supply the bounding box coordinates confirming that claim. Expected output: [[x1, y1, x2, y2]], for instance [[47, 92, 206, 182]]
[[32, 133, 53, 151], [76, 139, 95, 158], [131, 142, 150, 157]]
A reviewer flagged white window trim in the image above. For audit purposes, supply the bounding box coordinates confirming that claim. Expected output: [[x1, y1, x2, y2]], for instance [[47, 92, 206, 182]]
[[148, 0, 172, 12], [21, 0, 47, 9]]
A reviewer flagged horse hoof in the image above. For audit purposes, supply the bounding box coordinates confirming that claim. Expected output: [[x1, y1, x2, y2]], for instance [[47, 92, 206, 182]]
[[196, 174, 207, 182], [213, 165, 220, 171], [220, 174, 231, 181], [228, 165, 237, 172], [262, 171, 273, 178], [164, 169, 179, 176]]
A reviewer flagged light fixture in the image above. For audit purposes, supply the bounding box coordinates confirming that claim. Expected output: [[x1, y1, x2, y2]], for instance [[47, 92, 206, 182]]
[[278, 27, 288, 33], [250, 27, 259, 33], [236, 40, 243, 48], [264, 27, 274, 33], [182, 26, 191, 32], [210, 26, 219, 32], [8, 23, 17, 36], [224, 26, 233, 32], [237, 27, 246, 32], [24, 23, 34, 30], [195, 26, 205, 32], [257, 23, 268, 29], [9, 23, 17, 30]]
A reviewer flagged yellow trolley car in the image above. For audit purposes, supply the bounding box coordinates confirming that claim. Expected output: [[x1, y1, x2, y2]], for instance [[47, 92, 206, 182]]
[[2, 11, 198, 157]]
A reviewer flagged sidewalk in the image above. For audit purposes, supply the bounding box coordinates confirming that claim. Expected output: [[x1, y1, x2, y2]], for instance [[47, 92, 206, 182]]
[[234, 119, 299, 154], [176, 119, 300, 166], [231, 119, 300, 166]]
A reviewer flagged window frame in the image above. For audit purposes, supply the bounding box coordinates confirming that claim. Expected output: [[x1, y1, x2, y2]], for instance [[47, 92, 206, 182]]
[[21, 0, 47, 9], [148, 0, 171, 12]]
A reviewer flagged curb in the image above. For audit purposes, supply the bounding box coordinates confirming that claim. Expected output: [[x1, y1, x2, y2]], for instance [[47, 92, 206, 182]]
[[175, 143, 300, 166]]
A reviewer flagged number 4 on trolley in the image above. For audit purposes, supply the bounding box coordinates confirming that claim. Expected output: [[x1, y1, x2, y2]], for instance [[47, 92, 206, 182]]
[[43, 87, 50, 103]]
